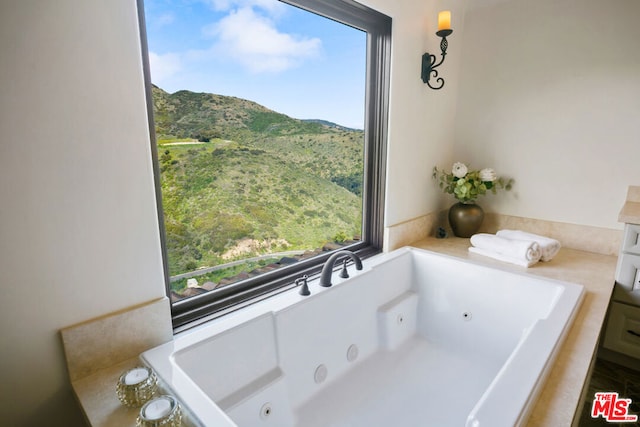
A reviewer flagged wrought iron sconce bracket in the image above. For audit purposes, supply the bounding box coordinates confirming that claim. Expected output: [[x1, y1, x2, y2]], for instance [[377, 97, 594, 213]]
[[421, 28, 453, 90]]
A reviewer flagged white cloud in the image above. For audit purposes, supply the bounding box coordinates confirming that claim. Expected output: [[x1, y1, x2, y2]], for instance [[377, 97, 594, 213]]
[[148, 51, 183, 85], [205, 0, 285, 15], [205, 7, 322, 73]]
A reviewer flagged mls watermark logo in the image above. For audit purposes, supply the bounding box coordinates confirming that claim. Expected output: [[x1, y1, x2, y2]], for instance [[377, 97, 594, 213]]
[[591, 392, 638, 422]]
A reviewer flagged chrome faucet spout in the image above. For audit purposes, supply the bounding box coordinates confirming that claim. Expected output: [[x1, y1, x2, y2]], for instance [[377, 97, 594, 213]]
[[319, 250, 363, 287]]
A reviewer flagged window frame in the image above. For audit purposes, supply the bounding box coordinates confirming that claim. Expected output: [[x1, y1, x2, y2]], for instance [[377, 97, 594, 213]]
[[137, 0, 391, 330]]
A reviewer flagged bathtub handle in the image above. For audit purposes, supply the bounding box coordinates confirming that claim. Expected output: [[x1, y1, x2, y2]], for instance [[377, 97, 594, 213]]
[[339, 259, 350, 279], [296, 275, 311, 296]]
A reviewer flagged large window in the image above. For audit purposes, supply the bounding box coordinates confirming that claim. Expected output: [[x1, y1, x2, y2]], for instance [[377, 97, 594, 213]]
[[138, 0, 390, 328]]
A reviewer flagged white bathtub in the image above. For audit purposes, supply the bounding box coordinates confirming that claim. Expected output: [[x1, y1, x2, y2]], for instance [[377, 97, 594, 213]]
[[141, 247, 584, 427]]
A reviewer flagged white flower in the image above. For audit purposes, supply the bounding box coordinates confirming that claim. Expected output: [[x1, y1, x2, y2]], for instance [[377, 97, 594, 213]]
[[479, 168, 497, 182], [451, 162, 468, 178]]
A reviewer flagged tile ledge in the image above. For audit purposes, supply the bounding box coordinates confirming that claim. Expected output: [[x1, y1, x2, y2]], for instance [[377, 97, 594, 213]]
[[71, 357, 141, 427], [387, 212, 622, 256], [618, 200, 640, 224], [61, 297, 172, 382], [625, 185, 640, 203]]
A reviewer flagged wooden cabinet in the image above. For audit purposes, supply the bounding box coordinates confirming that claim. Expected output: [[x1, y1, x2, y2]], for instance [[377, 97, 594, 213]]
[[604, 224, 640, 359], [612, 224, 640, 306], [603, 301, 640, 359]]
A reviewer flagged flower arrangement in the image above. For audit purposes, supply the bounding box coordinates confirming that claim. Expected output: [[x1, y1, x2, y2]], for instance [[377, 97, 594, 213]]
[[433, 162, 513, 204]]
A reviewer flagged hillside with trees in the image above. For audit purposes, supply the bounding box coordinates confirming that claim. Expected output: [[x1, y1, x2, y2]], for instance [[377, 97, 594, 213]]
[[151, 86, 364, 290]]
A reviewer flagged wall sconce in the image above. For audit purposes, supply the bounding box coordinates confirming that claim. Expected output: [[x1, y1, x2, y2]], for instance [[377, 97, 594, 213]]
[[421, 11, 453, 90]]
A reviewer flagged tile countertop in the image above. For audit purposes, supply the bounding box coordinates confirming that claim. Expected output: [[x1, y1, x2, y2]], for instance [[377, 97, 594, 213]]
[[619, 185, 640, 224], [619, 200, 640, 225], [411, 237, 617, 427], [73, 357, 200, 427], [73, 357, 143, 426]]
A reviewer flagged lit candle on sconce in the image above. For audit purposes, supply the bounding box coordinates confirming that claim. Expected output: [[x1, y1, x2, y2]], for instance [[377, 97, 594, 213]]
[[421, 10, 454, 89], [437, 10, 451, 32]]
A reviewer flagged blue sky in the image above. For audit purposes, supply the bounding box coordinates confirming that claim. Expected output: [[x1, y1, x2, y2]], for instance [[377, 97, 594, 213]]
[[143, 0, 367, 129]]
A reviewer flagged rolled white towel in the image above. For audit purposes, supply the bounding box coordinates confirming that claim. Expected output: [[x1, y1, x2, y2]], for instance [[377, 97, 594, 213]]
[[469, 233, 542, 267], [496, 229, 561, 262]]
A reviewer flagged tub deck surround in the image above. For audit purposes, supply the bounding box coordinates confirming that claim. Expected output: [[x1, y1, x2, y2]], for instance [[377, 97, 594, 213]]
[[141, 247, 588, 427], [70, 357, 144, 426], [384, 211, 622, 256], [68, 240, 617, 426], [60, 297, 173, 426]]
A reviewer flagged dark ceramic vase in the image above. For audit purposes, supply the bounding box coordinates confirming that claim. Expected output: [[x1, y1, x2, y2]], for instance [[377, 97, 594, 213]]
[[448, 202, 484, 238]]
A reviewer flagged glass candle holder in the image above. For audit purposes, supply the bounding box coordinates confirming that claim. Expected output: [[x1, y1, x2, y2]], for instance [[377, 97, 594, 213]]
[[137, 395, 182, 427], [116, 366, 158, 408]]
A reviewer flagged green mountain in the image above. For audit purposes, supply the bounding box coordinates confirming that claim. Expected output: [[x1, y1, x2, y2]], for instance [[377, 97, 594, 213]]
[[152, 86, 365, 278], [152, 85, 337, 141]]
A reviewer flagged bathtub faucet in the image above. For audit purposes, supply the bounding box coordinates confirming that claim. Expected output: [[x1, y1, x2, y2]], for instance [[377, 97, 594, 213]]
[[319, 250, 363, 287]]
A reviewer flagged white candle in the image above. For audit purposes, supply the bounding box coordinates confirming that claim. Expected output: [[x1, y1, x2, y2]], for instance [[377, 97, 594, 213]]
[[143, 397, 173, 420], [123, 367, 149, 385], [438, 10, 451, 31]]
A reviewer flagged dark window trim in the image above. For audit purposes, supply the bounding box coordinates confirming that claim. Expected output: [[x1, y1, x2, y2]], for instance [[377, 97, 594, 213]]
[[136, 0, 391, 331]]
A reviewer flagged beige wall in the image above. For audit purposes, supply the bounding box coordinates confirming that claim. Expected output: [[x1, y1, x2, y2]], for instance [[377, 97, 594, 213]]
[[361, 0, 466, 226], [2, 0, 638, 424], [453, 0, 640, 229], [0, 1, 166, 425]]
